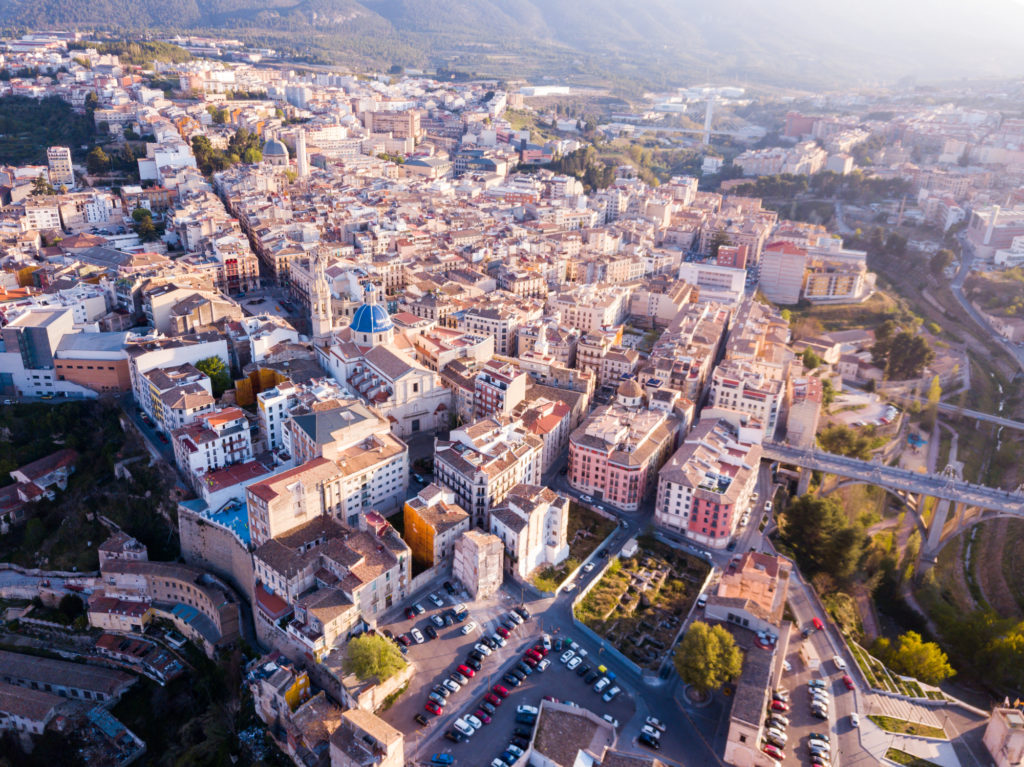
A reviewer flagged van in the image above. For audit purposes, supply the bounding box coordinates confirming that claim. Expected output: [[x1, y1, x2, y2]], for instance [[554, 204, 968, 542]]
[[696, 594, 708, 609]]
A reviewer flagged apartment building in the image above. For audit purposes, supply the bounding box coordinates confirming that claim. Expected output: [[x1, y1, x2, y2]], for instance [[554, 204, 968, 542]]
[[434, 417, 543, 526], [709, 361, 786, 438], [568, 384, 682, 512], [330, 709, 404, 767], [46, 146, 74, 188], [759, 241, 808, 305], [246, 458, 346, 547], [452, 529, 504, 599], [489, 484, 570, 580], [172, 407, 255, 488], [474, 358, 529, 420], [655, 418, 762, 549]]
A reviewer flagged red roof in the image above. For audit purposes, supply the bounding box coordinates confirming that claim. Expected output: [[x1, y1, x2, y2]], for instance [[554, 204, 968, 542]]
[[764, 241, 807, 255]]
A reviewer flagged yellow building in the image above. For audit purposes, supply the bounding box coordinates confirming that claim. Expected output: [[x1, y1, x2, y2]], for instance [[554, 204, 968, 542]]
[[403, 483, 470, 570]]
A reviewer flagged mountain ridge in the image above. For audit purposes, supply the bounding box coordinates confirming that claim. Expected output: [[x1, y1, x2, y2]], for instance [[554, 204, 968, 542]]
[[5, 0, 1024, 89]]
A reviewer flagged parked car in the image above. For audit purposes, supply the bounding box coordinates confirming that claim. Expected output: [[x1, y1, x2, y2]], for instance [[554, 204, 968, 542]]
[[450, 671, 469, 685], [430, 593, 445, 607], [492, 633, 507, 647], [462, 621, 478, 635], [567, 657, 582, 670], [602, 686, 621, 702], [638, 733, 661, 750], [851, 713, 860, 727], [457, 664, 476, 678], [442, 679, 460, 693], [398, 634, 412, 646], [425, 701, 443, 715], [762, 743, 783, 759], [411, 628, 424, 644], [492, 684, 510, 698], [465, 658, 482, 672], [444, 730, 466, 743], [464, 714, 483, 731], [593, 677, 611, 693], [404, 607, 416, 620], [526, 649, 543, 661], [769, 700, 789, 713], [430, 754, 454, 765], [833, 655, 847, 671], [473, 709, 492, 725], [842, 674, 854, 690], [560, 650, 575, 663], [503, 673, 522, 687], [428, 692, 446, 705], [415, 713, 429, 727], [476, 642, 493, 656], [641, 725, 661, 739], [576, 663, 590, 677], [523, 656, 538, 668], [516, 662, 533, 676], [452, 718, 474, 736], [645, 717, 666, 731], [537, 659, 551, 672], [444, 580, 456, 594], [542, 634, 552, 650], [497, 627, 510, 638], [514, 605, 531, 619], [424, 625, 438, 640]]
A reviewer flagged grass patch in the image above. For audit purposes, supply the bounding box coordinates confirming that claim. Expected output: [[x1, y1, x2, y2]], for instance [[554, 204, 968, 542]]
[[870, 716, 946, 739], [885, 747, 942, 766], [567, 502, 617, 562], [822, 591, 863, 643]]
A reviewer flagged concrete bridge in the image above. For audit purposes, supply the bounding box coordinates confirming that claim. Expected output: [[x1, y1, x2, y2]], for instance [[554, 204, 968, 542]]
[[762, 441, 1024, 559]]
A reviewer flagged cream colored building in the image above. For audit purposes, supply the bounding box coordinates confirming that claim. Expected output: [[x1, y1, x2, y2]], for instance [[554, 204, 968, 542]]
[[330, 709, 404, 767], [983, 708, 1024, 767], [453, 529, 504, 599]]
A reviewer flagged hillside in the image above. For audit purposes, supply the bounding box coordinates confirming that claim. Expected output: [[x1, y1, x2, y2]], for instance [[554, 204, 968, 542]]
[[5, 0, 1024, 88]]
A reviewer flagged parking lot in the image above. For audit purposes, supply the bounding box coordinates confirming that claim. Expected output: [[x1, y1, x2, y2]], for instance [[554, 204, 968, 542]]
[[775, 626, 853, 767], [377, 585, 637, 766]]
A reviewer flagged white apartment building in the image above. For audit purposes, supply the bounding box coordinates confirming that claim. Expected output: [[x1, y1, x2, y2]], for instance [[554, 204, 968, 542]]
[[759, 242, 808, 305], [46, 146, 74, 188], [709, 361, 786, 438], [434, 417, 543, 526], [172, 407, 255, 489], [489, 484, 570, 580], [547, 285, 631, 333]]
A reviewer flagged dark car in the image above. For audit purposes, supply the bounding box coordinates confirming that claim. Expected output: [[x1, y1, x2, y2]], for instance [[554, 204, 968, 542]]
[[513, 727, 532, 739], [444, 580, 456, 594], [480, 701, 497, 715], [584, 671, 600, 684], [523, 656, 538, 668], [469, 649, 485, 662], [511, 668, 527, 681], [638, 733, 661, 750], [516, 662, 534, 675], [157, 432, 169, 444], [503, 619, 517, 631], [444, 730, 466, 744], [576, 664, 590, 677], [511, 737, 530, 750], [405, 607, 416, 620], [482, 636, 498, 649], [415, 714, 430, 727], [382, 629, 394, 639], [503, 673, 522, 687], [514, 606, 531, 620], [455, 610, 469, 622], [465, 658, 482, 672], [425, 625, 438, 640]]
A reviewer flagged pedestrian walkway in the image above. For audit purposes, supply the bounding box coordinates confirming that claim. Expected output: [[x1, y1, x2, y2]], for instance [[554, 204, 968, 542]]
[[886, 735, 962, 767], [867, 693, 944, 728]]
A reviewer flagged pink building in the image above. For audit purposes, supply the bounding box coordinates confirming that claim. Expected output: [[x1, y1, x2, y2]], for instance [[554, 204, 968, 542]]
[[567, 381, 681, 512]]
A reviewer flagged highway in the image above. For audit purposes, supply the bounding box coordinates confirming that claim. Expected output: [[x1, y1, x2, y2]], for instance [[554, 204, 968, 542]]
[[762, 441, 1024, 514]]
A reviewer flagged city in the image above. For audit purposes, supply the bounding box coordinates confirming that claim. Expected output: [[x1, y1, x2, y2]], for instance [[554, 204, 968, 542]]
[[0, 16, 1022, 767]]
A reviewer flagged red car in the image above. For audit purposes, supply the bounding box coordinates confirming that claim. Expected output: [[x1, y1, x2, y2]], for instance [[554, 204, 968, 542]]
[[398, 634, 412, 646], [405, 607, 416, 620], [484, 693, 502, 706], [532, 643, 549, 656], [812, 617, 824, 631], [769, 700, 789, 713], [492, 685, 510, 698], [497, 627, 510, 638], [526, 649, 543, 660], [762, 743, 784, 759], [425, 701, 443, 715], [523, 655, 539, 667], [457, 664, 475, 678], [474, 709, 492, 725], [842, 674, 854, 690]]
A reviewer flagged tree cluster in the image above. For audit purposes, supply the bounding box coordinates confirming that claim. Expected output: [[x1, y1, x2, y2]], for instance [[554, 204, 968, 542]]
[[673, 621, 743, 694], [0, 96, 94, 166], [780, 494, 865, 582], [192, 128, 263, 175], [871, 320, 934, 380], [543, 147, 615, 191], [343, 633, 407, 682], [70, 40, 191, 67], [871, 631, 954, 685], [131, 206, 160, 242], [817, 424, 878, 460], [726, 170, 911, 205]]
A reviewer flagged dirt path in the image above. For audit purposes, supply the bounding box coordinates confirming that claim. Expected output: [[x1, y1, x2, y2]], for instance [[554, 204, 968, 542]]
[[975, 519, 1023, 619]]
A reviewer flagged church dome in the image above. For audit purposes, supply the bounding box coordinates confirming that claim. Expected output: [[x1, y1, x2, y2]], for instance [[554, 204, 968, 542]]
[[617, 378, 643, 399], [263, 138, 288, 157], [350, 303, 393, 335]]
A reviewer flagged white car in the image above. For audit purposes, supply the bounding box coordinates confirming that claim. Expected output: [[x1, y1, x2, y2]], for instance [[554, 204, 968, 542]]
[[567, 656, 582, 670], [641, 725, 661, 739], [411, 628, 424, 643], [584, 562, 595, 572], [542, 634, 552, 650], [517, 705, 539, 716], [537, 659, 550, 672], [508, 612, 524, 625], [764, 501, 773, 512], [564, 582, 577, 592], [442, 678, 461, 693], [413, 602, 425, 614], [453, 717, 474, 735], [461, 621, 478, 635], [833, 655, 847, 671], [454, 602, 468, 614], [850, 713, 860, 727], [430, 593, 445, 607], [560, 650, 575, 663], [645, 717, 666, 732], [491, 633, 507, 647], [782, 660, 792, 672], [602, 686, 621, 702], [475, 642, 492, 656], [602, 714, 619, 728], [465, 714, 483, 730], [506, 744, 524, 757], [593, 677, 611, 693]]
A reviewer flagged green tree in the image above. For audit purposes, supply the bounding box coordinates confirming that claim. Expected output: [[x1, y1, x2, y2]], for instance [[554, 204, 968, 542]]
[[31, 174, 55, 196], [86, 146, 110, 175], [930, 248, 955, 276], [780, 494, 864, 581], [887, 631, 954, 684], [802, 348, 821, 369], [343, 633, 407, 682], [872, 330, 934, 380], [673, 621, 743, 694], [195, 356, 232, 397]]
